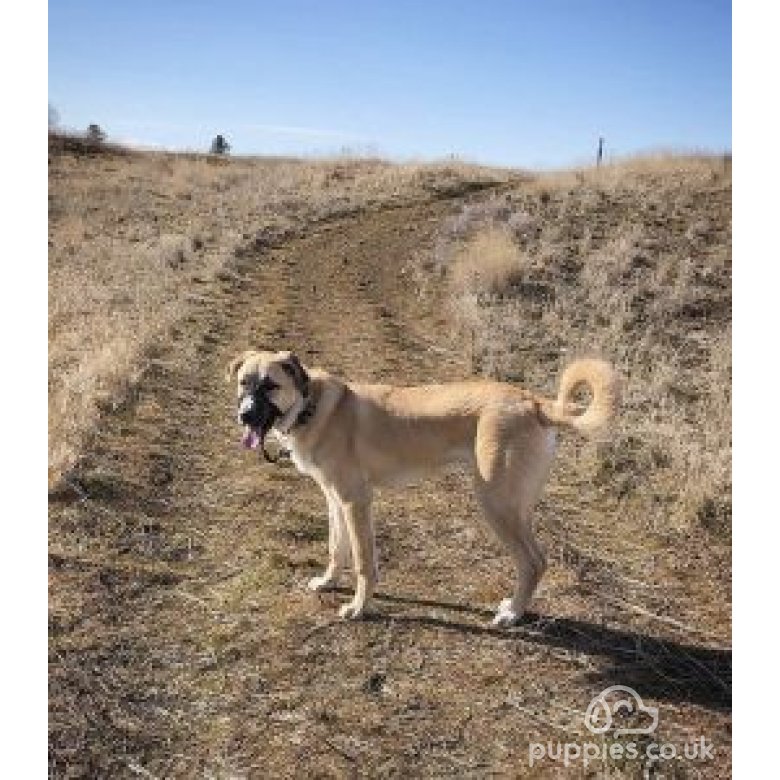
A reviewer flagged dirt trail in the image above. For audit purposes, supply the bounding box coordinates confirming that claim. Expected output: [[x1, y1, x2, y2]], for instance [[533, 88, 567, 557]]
[[50, 198, 730, 778]]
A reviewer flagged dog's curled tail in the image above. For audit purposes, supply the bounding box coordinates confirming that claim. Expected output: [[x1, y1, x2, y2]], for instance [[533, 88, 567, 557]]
[[539, 358, 620, 437]]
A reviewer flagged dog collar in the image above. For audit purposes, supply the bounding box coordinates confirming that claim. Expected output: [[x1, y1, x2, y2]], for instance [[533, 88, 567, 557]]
[[275, 390, 317, 436], [291, 392, 317, 430]]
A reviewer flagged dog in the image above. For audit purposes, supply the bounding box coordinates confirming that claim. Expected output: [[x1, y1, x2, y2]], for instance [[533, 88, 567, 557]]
[[227, 349, 619, 626]]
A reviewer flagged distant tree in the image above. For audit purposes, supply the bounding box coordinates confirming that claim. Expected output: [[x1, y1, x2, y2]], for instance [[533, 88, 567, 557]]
[[210, 134, 231, 155], [87, 123, 106, 144], [48, 104, 60, 129]]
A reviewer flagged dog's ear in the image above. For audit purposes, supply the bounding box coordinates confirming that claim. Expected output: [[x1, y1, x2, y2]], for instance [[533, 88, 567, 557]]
[[280, 352, 310, 395], [226, 351, 253, 383]]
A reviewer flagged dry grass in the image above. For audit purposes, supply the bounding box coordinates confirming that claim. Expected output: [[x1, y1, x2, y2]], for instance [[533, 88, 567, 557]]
[[48, 137, 515, 487], [451, 226, 526, 296]]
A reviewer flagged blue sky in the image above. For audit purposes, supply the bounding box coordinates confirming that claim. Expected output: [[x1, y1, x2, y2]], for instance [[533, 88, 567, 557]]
[[48, 0, 731, 168]]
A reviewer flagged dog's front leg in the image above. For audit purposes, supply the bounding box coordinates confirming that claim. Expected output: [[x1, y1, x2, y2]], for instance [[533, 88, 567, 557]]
[[308, 490, 351, 592], [338, 496, 376, 620]]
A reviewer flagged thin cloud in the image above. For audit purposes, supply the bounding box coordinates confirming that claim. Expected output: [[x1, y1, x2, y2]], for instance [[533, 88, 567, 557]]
[[239, 123, 370, 142], [112, 136, 168, 151], [113, 119, 369, 143]]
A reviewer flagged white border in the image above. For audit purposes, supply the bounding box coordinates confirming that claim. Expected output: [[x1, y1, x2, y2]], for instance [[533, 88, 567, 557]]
[[733, 1, 778, 774], [2, 0, 48, 775]]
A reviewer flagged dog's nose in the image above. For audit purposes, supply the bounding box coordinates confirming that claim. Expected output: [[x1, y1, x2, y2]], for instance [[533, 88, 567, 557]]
[[238, 396, 255, 425]]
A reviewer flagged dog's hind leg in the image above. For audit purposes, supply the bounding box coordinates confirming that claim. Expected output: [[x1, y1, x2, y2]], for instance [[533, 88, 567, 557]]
[[308, 488, 352, 592], [474, 417, 553, 627], [495, 509, 547, 627], [474, 486, 547, 626]]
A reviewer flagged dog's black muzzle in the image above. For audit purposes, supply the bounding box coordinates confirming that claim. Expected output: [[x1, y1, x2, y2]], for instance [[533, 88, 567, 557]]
[[239, 394, 279, 430], [238, 379, 282, 461]]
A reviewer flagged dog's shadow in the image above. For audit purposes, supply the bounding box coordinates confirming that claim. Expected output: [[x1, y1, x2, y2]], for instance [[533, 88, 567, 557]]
[[332, 589, 731, 712]]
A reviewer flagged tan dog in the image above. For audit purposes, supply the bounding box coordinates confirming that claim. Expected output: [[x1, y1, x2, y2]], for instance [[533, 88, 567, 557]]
[[227, 350, 619, 626]]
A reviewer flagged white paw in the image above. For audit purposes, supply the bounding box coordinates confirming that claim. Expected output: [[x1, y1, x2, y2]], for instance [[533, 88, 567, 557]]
[[307, 574, 338, 592], [492, 597, 521, 628], [339, 601, 367, 620]]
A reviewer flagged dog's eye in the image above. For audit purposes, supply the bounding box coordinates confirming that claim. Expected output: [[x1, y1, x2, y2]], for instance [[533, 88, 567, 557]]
[[259, 377, 277, 393]]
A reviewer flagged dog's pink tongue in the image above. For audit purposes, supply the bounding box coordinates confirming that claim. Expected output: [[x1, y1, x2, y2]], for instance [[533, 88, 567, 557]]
[[241, 427, 261, 450]]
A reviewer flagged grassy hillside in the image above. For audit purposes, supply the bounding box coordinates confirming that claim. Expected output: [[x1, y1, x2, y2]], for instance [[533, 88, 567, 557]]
[[49, 143, 731, 777]]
